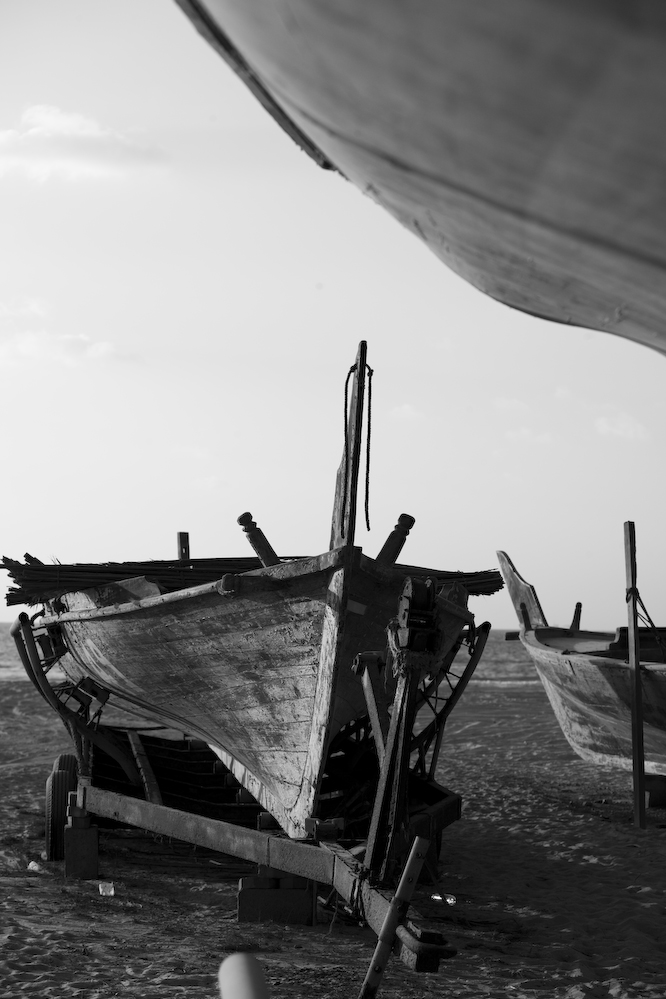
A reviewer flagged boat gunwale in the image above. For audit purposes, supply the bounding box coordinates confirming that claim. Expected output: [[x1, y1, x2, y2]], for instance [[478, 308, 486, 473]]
[[39, 547, 352, 625], [522, 627, 666, 673], [39, 545, 499, 625]]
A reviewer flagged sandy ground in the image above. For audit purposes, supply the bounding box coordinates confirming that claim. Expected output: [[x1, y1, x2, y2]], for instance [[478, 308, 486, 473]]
[[1, 676, 666, 998]]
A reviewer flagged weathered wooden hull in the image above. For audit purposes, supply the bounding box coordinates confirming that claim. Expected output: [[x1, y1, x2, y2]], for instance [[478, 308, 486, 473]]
[[175, 0, 666, 354], [497, 550, 666, 775], [523, 631, 666, 774], [41, 547, 448, 837]]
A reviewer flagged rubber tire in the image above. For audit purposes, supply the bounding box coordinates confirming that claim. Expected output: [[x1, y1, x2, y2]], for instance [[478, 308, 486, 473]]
[[45, 769, 77, 861], [52, 754, 78, 777]]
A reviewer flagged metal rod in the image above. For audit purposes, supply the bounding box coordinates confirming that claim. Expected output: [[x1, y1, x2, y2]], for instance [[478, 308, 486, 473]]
[[624, 521, 646, 830], [358, 835, 430, 999]]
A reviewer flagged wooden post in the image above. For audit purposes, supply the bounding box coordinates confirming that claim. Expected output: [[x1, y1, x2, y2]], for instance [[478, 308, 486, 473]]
[[177, 532, 190, 561], [329, 341, 367, 550], [358, 836, 430, 999], [375, 514, 415, 565], [624, 521, 646, 830], [570, 602, 582, 631], [237, 513, 280, 567]]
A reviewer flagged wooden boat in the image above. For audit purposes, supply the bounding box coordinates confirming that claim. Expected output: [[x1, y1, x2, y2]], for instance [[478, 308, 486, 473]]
[[4, 343, 502, 841], [173, 1, 666, 355], [497, 550, 666, 775]]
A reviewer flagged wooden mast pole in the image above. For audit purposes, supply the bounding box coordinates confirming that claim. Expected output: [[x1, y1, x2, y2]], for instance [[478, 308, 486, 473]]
[[329, 341, 367, 549], [624, 521, 646, 830]]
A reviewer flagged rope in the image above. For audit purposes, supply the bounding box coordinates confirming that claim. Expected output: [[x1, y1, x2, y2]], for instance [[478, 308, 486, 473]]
[[625, 586, 666, 660]]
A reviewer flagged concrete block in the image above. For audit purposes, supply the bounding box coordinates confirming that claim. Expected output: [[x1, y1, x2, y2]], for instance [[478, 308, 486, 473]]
[[239, 876, 278, 890], [257, 865, 289, 878], [238, 886, 314, 925], [64, 824, 99, 879], [278, 876, 308, 890]]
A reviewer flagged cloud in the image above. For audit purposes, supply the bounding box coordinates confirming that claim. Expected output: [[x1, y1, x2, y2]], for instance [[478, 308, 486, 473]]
[[0, 105, 165, 181], [505, 426, 552, 445], [594, 412, 648, 441], [0, 328, 121, 367], [554, 386, 571, 401], [494, 397, 529, 413], [389, 403, 426, 422]]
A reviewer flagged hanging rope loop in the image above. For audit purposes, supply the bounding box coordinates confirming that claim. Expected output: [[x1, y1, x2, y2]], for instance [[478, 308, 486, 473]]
[[625, 585, 666, 661]]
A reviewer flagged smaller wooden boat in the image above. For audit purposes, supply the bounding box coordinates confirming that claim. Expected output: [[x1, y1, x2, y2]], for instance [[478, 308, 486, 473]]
[[497, 551, 666, 775]]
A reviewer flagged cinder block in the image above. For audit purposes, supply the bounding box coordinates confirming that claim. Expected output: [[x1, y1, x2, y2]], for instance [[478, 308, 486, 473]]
[[64, 824, 99, 879], [239, 876, 279, 890], [257, 865, 289, 878], [278, 877, 308, 890], [238, 887, 314, 925]]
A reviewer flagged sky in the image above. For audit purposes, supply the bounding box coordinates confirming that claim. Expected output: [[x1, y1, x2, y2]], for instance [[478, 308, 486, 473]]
[[1, 0, 665, 631]]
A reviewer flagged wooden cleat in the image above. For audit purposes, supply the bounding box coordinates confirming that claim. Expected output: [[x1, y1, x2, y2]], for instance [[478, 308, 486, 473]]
[[237, 512, 281, 567], [376, 514, 415, 565]]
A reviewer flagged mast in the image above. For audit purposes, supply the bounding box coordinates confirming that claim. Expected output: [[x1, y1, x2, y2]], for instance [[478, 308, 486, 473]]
[[329, 341, 367, 550]]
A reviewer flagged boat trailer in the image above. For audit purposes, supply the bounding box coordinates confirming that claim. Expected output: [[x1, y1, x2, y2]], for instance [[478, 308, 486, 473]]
[[12, 594, 489, 989]]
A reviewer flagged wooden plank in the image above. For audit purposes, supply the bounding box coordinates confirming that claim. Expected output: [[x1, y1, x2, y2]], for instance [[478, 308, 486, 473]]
[[624, 521, 646, 831], [127, 732, 163, 805], [85, 787, 447, 970], [329, 341, 367, 550], [361, 664, 391, 768]]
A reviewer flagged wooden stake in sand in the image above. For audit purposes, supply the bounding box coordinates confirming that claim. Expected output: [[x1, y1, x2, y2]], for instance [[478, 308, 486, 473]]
[[624, 521, 646, 830], [358, 835, 430, 999]]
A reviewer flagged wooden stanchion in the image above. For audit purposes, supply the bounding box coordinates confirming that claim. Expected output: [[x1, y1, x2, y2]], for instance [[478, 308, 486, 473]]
[[358, 836, 430, 999], [177, 532, 190, 561], [624, 521, 646, 830]]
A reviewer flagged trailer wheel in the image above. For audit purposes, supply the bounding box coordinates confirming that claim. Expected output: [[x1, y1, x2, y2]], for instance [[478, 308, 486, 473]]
[[52, 754, 78, 777], [45, 769, 77, 861]]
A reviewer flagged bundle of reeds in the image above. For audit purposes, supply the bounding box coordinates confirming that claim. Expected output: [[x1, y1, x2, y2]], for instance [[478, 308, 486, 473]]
[[1, 554, 269, 605], [2, 554, 503, 606]]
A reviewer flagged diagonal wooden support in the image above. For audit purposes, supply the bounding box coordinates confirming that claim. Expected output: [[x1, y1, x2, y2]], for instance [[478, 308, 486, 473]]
[[354, 652, 391, 768], [358, 836, 430, 999], [364, 665, 420, 879]]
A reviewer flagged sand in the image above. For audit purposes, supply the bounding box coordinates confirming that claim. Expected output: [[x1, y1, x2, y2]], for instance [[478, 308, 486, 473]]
[[1, 675, 666, 998]]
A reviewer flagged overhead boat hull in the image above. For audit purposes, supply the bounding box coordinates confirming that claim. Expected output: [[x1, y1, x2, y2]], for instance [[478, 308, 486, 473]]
[[175, 0, 666, 354]]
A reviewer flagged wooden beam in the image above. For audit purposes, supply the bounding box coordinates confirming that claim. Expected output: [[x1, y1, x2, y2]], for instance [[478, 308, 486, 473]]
[[624, 521, 646, 830], [329, 341, 367, 550], [354, 653, 391, 768], [177, 532, 190, 561], [82, 786, 451, 971]]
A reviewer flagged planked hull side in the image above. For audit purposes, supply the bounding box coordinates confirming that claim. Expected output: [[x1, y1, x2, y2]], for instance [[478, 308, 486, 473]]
[[43, 548, 450, 836], [48, 557, 350, 837], [523, 633, 666, 774], [176, 0, 666, 354]]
